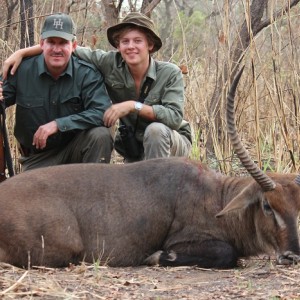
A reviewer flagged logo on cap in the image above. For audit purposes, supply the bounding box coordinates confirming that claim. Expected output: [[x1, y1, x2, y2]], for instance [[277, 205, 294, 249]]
[[41, 13, 76, 41], [53, 18, 63, 30]]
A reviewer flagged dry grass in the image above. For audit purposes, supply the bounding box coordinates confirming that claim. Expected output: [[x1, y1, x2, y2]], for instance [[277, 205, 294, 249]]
[[0, 258, 299, 299], [1, 1, 300, 174], [1, 2, 300, 299]]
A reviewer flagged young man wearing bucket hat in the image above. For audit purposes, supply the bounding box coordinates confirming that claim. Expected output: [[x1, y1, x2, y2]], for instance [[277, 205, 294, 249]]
[[0, 13, 113, 171], [2, 12, 192, 162]]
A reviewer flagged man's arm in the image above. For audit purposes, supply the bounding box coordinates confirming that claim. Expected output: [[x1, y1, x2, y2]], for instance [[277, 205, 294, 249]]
[[103, 101, 156, 127], [0, 82, 3, 102], [151, 65, 185, 130], [2, 45, 42, 80]]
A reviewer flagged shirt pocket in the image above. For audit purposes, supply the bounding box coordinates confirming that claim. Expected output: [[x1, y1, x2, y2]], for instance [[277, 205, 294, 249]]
[[111, 82, 125, 89], [105, 77, 125, 90], [104, 70, 125, 88], [16, 95, 44, 109], [60, 96, 83, 115], [104, 77, 127, 103], [144, 93, 161, 105], [15, 96, 46, 131]]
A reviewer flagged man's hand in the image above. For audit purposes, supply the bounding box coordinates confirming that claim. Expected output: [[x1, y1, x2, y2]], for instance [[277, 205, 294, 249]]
[[33, 121, 59, 149], [2, 51, 24, 80], [104, 101, 135, 127], [2, 45, 43, 80]]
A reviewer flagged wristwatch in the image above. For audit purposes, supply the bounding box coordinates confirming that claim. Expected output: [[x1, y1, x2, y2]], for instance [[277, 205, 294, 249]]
[[134, 101, 143, 112]]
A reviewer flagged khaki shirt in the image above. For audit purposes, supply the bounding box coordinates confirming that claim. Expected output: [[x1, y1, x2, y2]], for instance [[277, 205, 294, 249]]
[[75, 47, 192, 142], [3, 54, 111, 152]]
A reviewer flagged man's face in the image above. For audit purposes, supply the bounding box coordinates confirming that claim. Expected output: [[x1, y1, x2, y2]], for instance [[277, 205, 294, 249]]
[[40, 37, 76, 76], [117, 29, 153, 67]]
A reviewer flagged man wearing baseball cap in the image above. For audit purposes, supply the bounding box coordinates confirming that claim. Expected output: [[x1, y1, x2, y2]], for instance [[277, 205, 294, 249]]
[[0, 13, 113, 171], [2, 12, 192, 162]]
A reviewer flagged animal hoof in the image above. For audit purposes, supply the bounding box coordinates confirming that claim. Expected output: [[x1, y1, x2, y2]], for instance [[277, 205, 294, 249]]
[[277, 251, 300, 265], [144, 250, 163, 265]]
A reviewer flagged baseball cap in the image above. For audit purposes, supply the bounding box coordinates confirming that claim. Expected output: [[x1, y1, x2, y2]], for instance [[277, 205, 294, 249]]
[[41, 13, 76, 41]]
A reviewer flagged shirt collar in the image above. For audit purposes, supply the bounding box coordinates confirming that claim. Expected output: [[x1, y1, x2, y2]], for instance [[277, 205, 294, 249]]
[[146, 57, 157, 81], [117, 54, 157, 81], [37, 54, 73, 78]]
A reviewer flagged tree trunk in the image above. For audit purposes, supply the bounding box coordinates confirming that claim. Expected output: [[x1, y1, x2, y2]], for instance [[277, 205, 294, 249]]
[[19, 0, 34, 48], [100, 0, 161, 39], [141, 0, 161, 17], [159, 0, 172, 60], [27, 0, 34, 45], [4, 0, 18, 42], [100, 0, 119, 29]]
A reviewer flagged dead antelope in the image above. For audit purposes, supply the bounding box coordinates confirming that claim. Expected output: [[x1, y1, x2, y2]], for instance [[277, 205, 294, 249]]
[[0, 68, 299, 269]]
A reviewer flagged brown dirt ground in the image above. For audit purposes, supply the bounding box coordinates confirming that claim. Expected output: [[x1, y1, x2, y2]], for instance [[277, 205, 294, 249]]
[[0, 257, 299, 299]]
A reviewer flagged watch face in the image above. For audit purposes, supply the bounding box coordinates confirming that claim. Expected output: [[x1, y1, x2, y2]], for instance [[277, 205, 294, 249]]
[[135, 102, 143, 111]]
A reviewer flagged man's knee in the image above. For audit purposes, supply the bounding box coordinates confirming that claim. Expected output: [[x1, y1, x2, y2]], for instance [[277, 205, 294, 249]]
[[143, 123, 172, 159], [82, 127, 113, 155], [144, 123, 169, 141], [85, 127, 113, 144], [81, 127, 113, 163]]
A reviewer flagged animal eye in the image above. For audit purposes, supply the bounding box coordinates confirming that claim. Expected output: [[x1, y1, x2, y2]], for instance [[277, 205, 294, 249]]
[[263, 200, 273, 215]]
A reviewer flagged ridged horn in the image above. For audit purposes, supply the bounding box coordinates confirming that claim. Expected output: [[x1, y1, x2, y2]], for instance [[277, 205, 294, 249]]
[[226, 67, 276, 191], [294, 174, 300, 186]]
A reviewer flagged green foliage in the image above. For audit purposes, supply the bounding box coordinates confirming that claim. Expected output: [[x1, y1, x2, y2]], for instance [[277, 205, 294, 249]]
[[93, 258, 101, 272], [174, 10, 205, 39], [189, 128, 201, 160], [262, 158, 275, 173], [260, 139, 275, 172], [170, 10, 206, 61]]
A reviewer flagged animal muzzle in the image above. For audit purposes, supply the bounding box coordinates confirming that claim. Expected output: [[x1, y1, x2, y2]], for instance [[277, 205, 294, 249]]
[[276, 251, 300, 265]]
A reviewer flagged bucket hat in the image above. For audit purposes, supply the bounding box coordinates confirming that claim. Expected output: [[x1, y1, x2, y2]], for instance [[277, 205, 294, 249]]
[[41, 13, 76, 41], [107, 12, 162, 52]]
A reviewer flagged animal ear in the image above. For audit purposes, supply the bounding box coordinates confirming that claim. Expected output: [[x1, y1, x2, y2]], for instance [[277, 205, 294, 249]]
[[215, 184, 262, 218]]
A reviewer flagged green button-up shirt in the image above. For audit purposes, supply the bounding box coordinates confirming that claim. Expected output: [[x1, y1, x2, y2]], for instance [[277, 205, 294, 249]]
[[74, 47, 191, 142], [3, 54, 111, 152]]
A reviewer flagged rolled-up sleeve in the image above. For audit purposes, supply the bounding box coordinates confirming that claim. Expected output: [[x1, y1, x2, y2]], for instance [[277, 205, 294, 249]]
[[151, 65, 184, 130]]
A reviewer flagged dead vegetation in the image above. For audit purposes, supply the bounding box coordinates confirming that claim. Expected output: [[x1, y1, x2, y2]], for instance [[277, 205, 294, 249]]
[[0, 257, 299, 299], [1, 1, 300, 298]]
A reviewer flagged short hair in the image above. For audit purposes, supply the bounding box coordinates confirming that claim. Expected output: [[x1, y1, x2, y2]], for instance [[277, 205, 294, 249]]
[[111, 25, 155, 53]]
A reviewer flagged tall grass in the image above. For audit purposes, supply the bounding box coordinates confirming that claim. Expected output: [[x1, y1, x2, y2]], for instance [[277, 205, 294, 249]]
[[1, 0, 300, 175], [173, 1, 300, 174]]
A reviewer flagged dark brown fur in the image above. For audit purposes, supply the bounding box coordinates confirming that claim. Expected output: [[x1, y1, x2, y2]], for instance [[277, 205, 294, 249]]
[[0, 157, 299, 269]]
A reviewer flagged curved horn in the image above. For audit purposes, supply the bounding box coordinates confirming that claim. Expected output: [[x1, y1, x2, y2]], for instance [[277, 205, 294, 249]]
[[226, 67, 276, 191], [294, 175, 300, 186]]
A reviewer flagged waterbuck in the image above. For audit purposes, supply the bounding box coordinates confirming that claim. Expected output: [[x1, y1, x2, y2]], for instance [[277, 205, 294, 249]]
[[0, 68, 299, 269]]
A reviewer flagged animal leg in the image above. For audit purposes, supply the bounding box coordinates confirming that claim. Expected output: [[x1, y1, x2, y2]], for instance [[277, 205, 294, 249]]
[[144, 240, 238, 269], [277, 251, 300, 265], [0, 211, 84, 268]]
